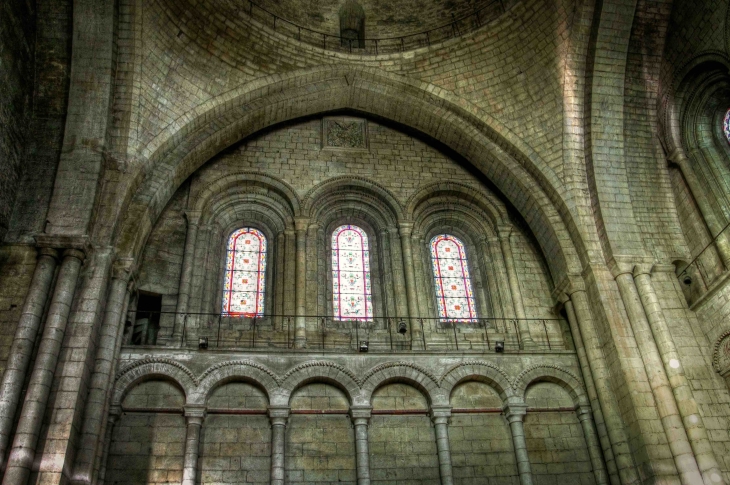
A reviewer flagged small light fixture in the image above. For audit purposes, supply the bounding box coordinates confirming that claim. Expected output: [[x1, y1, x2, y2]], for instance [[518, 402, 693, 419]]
[[397, 321, 407, 334], [359, 341, 369, 352], [495, 340, 504, 353], [682, 275, 692, 285], [199, 337, 208, 350]]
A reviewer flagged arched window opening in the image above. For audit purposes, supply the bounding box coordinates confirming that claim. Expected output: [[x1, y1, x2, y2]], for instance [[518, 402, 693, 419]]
[[221, 228, 267, 317], [332, 224, 372, 321], [724, 108, 730, 143], [430, 234, 478, 322]]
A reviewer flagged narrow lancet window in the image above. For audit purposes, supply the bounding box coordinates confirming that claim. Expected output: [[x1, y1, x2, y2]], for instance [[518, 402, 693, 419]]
[[221, 228, 267, 317], [724, 108, 730, 143], [332, 224, 372, 320], [430, 234, 477, 322]]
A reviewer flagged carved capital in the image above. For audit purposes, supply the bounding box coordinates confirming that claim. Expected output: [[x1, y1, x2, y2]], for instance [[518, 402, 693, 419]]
[[184, 210, 202, 226], [35, 234, 91, 255], [112, 257, 136, 281], [294, 218, 310, 233], [497, 225, 512, 241], [398, 222, 414, 238]]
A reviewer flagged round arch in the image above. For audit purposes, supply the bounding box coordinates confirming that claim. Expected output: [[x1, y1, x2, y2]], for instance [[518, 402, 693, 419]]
[[112, 359, 197, 407], [109, 66, 584, 285], [512, 365, 588, 407]]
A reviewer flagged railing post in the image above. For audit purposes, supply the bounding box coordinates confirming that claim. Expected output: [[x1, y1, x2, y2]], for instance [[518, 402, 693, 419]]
[[388, 318, 393, 350], [217, 313, 222, 348], [513, 319, 521, 348], [421, 319, 427, 350], [483, 319, 490, 350], [252, 317, 257, 349], [452, 321, 459, 350]]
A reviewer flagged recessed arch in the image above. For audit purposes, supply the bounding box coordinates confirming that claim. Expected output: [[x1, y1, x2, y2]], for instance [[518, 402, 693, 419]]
[[110, 66, 584, 286]]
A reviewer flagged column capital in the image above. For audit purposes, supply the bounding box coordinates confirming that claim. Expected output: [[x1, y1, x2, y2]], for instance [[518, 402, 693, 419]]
[[35, 234, 91, 254], [632, 264, 654, 278], [667, 148, 689, 165], [268, 406, 291, 422], [607, 257, 635, 278], [652, 263, 677, 274], [112, 257, 136, 282], [497, 224, 513, 240], [109, 405, 122, 418], [349, 406, 372, 421], [37, 247, 59, 261], [398, 222, 414, 237], [430, 405, 452, 423], [184, 405, 207, 423], [576, 404, 593, 420], [183, 210, 202, 226], [294, 218, 310, 232], [504, 403, 528, 422]]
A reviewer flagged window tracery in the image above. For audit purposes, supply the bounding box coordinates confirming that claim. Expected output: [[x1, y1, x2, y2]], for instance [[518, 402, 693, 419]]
[[332, 224, 373, 320], [221, 228, 267, 317], [430, 234, 478, 322]]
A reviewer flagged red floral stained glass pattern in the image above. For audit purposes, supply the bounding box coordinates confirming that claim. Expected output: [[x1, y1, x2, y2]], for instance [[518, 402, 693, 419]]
[[430, 234, 477, 322], [221, 228, 267, 317], [332, 225, 373, 321]]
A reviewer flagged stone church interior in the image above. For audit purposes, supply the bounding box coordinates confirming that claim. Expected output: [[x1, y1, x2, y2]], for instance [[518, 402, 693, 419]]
[[2, 0, 730, 484]]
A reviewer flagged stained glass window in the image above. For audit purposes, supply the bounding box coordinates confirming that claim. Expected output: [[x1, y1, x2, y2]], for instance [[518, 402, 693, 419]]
[[430, 234, 478, 322], [221, 228, 267, 317], [332, 225, 373, 321], [724, 108, 730, 143]]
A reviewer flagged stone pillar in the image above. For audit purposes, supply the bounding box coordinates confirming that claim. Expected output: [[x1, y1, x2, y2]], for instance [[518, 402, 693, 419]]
[[504, 403, 533, 485], [269, 406, 290, 485], [497, 226, 534, 348], [350, 406, 372, 485], [97, 405, 121, 485], [294, 219, 308, 348], [669, 149, 730, 267], [182, 406, 206, 485], [398, 223, 422, 342], [568, 287, 639, 484], [71, 259, 134, 485], [171, 210, 201, 346], [614, 267, 703, 485], [0, 247, 58, 470], [634, 265, 725, 485], [430, 406, 453, 485], [576, 405, 610, 485], [561, 296, 618, 482], [388, 227, 409, 320], [2, 248, 85, 485]]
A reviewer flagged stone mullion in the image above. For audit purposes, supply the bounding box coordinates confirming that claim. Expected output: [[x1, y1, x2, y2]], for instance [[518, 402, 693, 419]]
[[274, 231, 286, 329], [316, 226, 326, 317], [188, 224, 212, 319], [497, 225, 534, 348], [576, 405, 610, 485], [412, 234, 432, 321], [614, 267, 702, 485], [486, 236, 511, 322], [200, 224, 222, 318], [562, 297, 618, 484], [172, 211, 201, 346], [388, 227, 409, 321], [284, 230, 297, 328], [71, 258, 134, 485], [305, 223, 319, 319], [0, 247, 58, 470], [268, 407, 290, 485], [476, 240, 497, 319], [398, 223, 422, 344], [468, 241, 491, 322], [633, 265, 725, 485], [568, 288, 640, 484], [182, 406, 206, 485], [504, 402, 533, 485], [294, 218, 308, 347], [379, 230, 396, 320], [3, 247, 87, 485]]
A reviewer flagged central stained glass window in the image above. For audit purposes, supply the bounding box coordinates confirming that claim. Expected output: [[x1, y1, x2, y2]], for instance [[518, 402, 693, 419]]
[[724, 108, 730, 143], [221, 228, 267, 317], [430, 234, 478, 322], [332, 224, 372, 321]]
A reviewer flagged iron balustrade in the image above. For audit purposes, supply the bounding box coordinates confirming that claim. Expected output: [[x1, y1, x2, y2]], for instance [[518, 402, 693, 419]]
[[241, 0, 505, 55], [124, 311, 568, 353]]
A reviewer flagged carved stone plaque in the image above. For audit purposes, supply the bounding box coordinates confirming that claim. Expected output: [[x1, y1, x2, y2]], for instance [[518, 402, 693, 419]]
[[322, 117, 368, 150]]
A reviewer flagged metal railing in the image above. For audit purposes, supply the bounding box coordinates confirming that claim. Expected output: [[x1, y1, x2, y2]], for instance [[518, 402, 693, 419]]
[[241, 0, 505, 55], [124, 311, 567, 353], [676, 221, 730, 291]]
